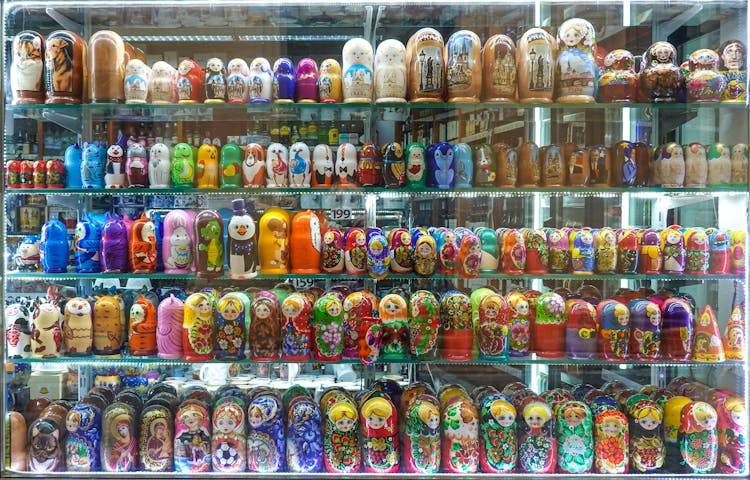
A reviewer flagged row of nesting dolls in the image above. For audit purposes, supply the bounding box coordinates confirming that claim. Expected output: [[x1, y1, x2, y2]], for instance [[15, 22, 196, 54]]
[[7, 279, 744, 365], [9, 375, 746, 474], [9, 26, 747, 106]]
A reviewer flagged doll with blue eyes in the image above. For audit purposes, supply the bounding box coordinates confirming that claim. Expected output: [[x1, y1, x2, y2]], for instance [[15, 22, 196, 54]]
[[556, 18, 597, 103], [480, 395, 517, 473]]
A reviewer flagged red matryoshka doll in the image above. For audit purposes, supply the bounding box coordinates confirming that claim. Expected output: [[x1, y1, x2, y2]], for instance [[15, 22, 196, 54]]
[[693, 304, 724, 362], [359, 316, 383, 365], [565, 299, 597, 359], [408, 290, 440, 360], [598, 49, 638, 103], [342, 291, 373, 359], [532, 292, 566, 358], [441, 395, 479, 473], [684, 228, 709, 275], [501, 228, 526, 274], [639, 229, 662, 274], [440, 291, 473, 361], [477, 292, 512, 361], [594, 409, 629, 473], [685, 49, 726, 103], [705, 228, 729, 274], [379, 293, 408, 360], [524, 228, 548, 274], [457, 230, 482, 279], [280, 293, 312, 362], [617, 228, 639, 274], [242, 143, 266, 188], [44, 30, 85, 104], [321, 228, 344, 274], [594, 228, 617, 274], [45, 159, 65, 188], [248, 291, 281, 362], [628, 299, 661, 361], [174, 401, 211, 472], [507, 291, 531, 357], [557, 401, 594, 473], [312, 293, 344, 362], [547, 228, 570, 273], [597, 300, 630, 361], [388, 228, 413, 274], [129, 213, 157, 273], [33, 159, 46, 188], [361, 394, 399, 473], [183, 292, 216, 361], [730, 229, 745, 275], [723, 302, 745, 360], [661, 298, 693, 361], [322, 392, 360, 473], [357, 142, 380, 186], [290, 210, 322, 274], [176, 59, 205, 104], [212, 398, 247, 472], [344, 227, 367, 275], [679, 401, 718, 472], [128, 294, 157, 356], [628, 399, 665, 473], [715, 396, 747, 473], [6, 158, 21, 188], [101, 402, 137, 472], [312, 144, 334, 187], [517, 398, 556, 473]]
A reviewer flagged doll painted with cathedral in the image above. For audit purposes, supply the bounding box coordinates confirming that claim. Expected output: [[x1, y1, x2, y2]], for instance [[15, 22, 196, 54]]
[[556, 18, 597, 103]]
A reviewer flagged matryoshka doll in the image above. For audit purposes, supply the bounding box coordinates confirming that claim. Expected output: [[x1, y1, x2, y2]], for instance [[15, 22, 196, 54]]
[[366, 227, 390, 279], [707, 143, 732, 186], [588, 144, 612, 186], [388, 228, 413, 273], [335, 143, 358, 187], [344, 227, 367, 275], [663, 396, 692, 463], [226, 58, 249, 103], [628, 299, 661, 361], [176, 59, 204, 103], [501, 229, 526, 274], [280, 293, 312, 361], [628, 399, 665, 472], [684, 142, 707, 187], [517, 140, 540, 187], [156, 294, 184, 359], [656, 142, 685, 187], [105, 143, 126, 189], [10, 31, 45, 104], [196, 143, 219, 189], [594, 409, 628, 473], [731, 143, 748, 185], [342, 38, 374, 103], [248, 291, 281, 362], [290, 210, 321, 273], [342, 291, 373, 359], [565, 299, 597, 359], [322, 228, 344, 274], [715, 396, 747, 473], [129, 213, 157, 273], [540, 144, 564, 187], [407, 28, 444, 102], [730, 229, 745, 274], [440, 291, 473, 361], [517, 398, 556, 473], [247, 57, 275, 103], [405, 141, 427, 189], [457, 230, 482, 279], [163, 209, 194, 274], [524, 228, 548, 274], [312, 144, 334, 187], [150, 61, 177, 104], [128, 295, 156, 356], [453, 143, 473, 188], [693, 304, 724, 362], [212, 398, 246, 472], [258, 208, 291, 274], [379, 293, 409, 360], [613, 140, 638, 186], [357, 142, 381, 186], [705, 227, 729, 274], [661, 226, 686, 275], [171, 143, 194, 188], [639, 228, 662, 274], [661, 298, 693, 361], [138, 404, 172, 472], [93, 294, 124, 355], [124, 59, 151, 104], [557, 401, 594, 473], [567, 146, 589, 187], [382, 141, 405, 188], [361, 394, 399, 473], [375, 39, 407, 103], [39, 217, 69, 273], [477, 292, 512, 360], [87, 30, 126, 102], [272, 57, 295, 103], [5, 300, 32, 359], [247, 392, 285, 472], [597, 300, 630, 361], [598, 49, 638, 103], [556, 18, 597, 103], [295, 58, 318, 102], [641, 41, 682, 103], [478, 394, 516, 473], [507, 291, 531, 357], [408, 290, 440, 360], [149, 143, 171, 189], [723, 301, 745, 360], [441, 395, 479, 473], [594, 228, 617, 273], [65, 403, 101, 471], [403, 393, 441, 473], [322, 392, 360, 473], [28, 406, 67, 471], [570, 228, 595, 274], [242, 143, 266, 188], [215, 292, 250, 360], [318, 58, 342, 103], [517, 28, 556, 103], [685, 228, 709, 275], [679, 401, 718, 472], [686, 49, 726, 102], [427, 142, 455, 189], [494, 143, 518, 187], [193, 209, 224, 278], [174, 401, 211, 472], [359, 316, 383, 365], [44, 30, 84, 104], [482, 34, 516, 102], [312, 293, 344, 362], [547, 228, 570, 273], [33, 159, 46, 188], [102, 402, 137, 471], [444, 30, 481, 102], [219, 143, 242, 188], [719, 39, 747, 103], [74, 214, 102, 273], [434, 227, 458, 274], [125, 142, 148, 187], [477, 227, 499, 272], [183, 292, 216, 361], [472, 143, 495, 186], [532, 292, 566, 358]]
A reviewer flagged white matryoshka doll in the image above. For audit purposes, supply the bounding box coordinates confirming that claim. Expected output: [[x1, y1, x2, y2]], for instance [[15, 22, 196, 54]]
[[266, 143, 289, 187], [374, 39, 407, 103], [288, 142, 311, 187], [556, 18, 597, 103], [150, 61, 177, 104], [10, 31, 45, 104], [312, 144, 334, 187], [336, 143, 358, 187], [226, 58, 250, 103], [379, 293, 408, 360], [212, 398, 247, 472], [342, 38, 374, 103], [124, 59, 151, 104], [248, 57, 273, 103]]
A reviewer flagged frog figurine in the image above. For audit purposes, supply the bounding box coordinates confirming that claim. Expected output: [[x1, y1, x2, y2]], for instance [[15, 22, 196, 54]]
[[171, 143, 195, 188]]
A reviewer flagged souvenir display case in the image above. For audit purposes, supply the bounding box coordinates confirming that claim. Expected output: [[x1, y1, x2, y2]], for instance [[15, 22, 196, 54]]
[[2, 0, 749, 477]]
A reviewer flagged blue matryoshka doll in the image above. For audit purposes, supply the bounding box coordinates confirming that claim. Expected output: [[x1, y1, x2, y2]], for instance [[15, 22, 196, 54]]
[[65, 403, 102, 472], [427, 142, 455, 189], [272, 58, 295, 103], [215, 292, 251, 360], [246, 391, 285, 472], [570, 228, 595, 274], [453, 143, 473, 188], [366, 227, 390, 279], [286, 396, 323, 472], [40, 217, 70, 273]]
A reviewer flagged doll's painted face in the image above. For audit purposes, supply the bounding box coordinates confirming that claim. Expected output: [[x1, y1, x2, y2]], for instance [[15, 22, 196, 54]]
[[615, 306, 629, 326], [370, 241, 384, 255], [283, 302, 300, 318], [564, 409, 585, 426], [646, 305, 661, 326], [355, 233, 366, 246], [515, 300, 529, 316], [562, 25, 583, 47], [602, 418, 622, 437], [383, 299, 402, 317], [197, 299, 212, 316], [525, 410, 547, 428], [221, 304, 239, 321], [637, 412, 659, 430], [418, 242, 433, 257], [66, 412, 81, 432], [327, 301, 342, 317], [722, 42, 744, 70], [248, 408, 264, 428], [654, 44, 673, 63], [182, 410, 203, 430], [216, 411, 238, 433], [549, 231, 562, 244], [495, 408, 515, 427], [580, 231, 594, 245], [426, 411, 440, 430], [483, 303, 499, 318], [334, 415, 355, 432], [730, 407, 747, 427], [255, 303, 271, 319], [366, 413, 386, 429]]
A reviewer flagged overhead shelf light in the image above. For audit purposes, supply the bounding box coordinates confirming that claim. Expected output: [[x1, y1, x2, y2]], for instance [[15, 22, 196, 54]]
[[237, 34, 353, 41], [121, 34, 233, 42]]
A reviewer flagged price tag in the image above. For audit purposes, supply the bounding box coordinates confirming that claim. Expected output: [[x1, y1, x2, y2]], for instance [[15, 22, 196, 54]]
[[290, 278, 316, 290], [330, 208, 354, 221]]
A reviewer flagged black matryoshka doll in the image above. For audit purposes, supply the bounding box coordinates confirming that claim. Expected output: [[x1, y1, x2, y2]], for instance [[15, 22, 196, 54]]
[[65, 403, 101, 472], [138, 404, 172, 472], [628, 399, 665, 472], [517, 397, 556, 473], [101, 402, 138, 472], [174, 400, 211, 472], [215, 291, 251, 360], [678, 401, 718, 473], [249, 291, 281, 362], [247, 392, 285, 472], [479, 394, 517, 473], [382, 141, 406, 188], [594, 409, 628, 473], [557, 401, 594, 473], [212, 397, 247, 472]]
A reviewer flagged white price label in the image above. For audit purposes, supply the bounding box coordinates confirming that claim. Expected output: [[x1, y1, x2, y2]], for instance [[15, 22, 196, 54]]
[[330, 208, 354, 221], [291, 278, 315, 289]]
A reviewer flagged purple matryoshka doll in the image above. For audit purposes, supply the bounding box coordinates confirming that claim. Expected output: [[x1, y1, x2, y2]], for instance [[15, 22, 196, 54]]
[[156, 294, 183, 359], [272, 58, 295, 103], [639, 228, 662, 274], [434, 227, 458, 275], [479, 394, 517, 473], [174, 401, 211, 472], [408, 290, 440, 360], [594, 409, 629, 473], [679, 401, 718, 473], [342, 291, 373, 359], [379, 293, 409, 360], [640, 41, 682, 103], [248, 291, 281, 362], [312, 293, 344, 362], [162, 210, 194, 274], [565, 299, 597, 359], [661, 226, 686, 275], [628, 299, 661, 361], [628, 399, 665, 472], [440, 291, 473, 361], [65, 403, 102, 472], [427, 142, 455, 189], [388, 228, 413, 274], [344, 227, 367, 275], [570, 228, 595, 274], [212, 398, 247, 472], [322, 228, 344, 274], [507, 291, 531, 357], [295, 58, 318, 102], [477, 292, 512, 360], [280, 293, 313, 362], [215, 292, 251, 360], [547, 228, 570, 273], [597, 300, 630, 361], [247, 392, 285, 472], [661, 298, 693, 361], [557, 401, 594, 473], [366, 227, 390, 279], [286, 397, 323, 472], [715, 396, 746, 473], [517, 398, 556, 473], [248, 57, 273, 103]]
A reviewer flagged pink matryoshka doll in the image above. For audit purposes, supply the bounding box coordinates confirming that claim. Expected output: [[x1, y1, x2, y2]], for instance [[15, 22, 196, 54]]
[[361, 394, 399, 473], [517, 398, 556, 473], [628, 299, 661, 361], [174, 401, 211, 472], [661, 298, 693, 361], [714, 396, 747, 474], [501, 228, 526, 274], [679, 401, 718, 473], [628, 399, 665, 473], [379, 293, 409, 360], [597, 300, 630, 361], [343, 291, 373, 359], [211, 398, 247, 472], [248, 291, 281, 362], [242, 143, 266, 188], [388, 228, 413, 274], [280, 292, 313, 362], [440, 291, 473, 361], [295, 58, 319, 103], [344, 227, 367, 275], [441, 394, 479, 473], [507, 291, 531, 357], [157, 294, 184, 359], [594, 409, 629, 473], [321, 228, 345, 274], [408, 290, 440, 360]]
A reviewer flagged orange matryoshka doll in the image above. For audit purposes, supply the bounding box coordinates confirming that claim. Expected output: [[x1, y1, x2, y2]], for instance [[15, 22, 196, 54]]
[[290, 210, 322, 274], [129, 213, 157, 274], [259, 208, 291, 274], [128, 294, 157, 356]]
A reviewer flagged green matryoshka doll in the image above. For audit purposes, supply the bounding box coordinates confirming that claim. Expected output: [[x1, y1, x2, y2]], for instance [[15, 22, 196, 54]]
[[408, 290, 440, 360], [312, 293, 344, 362], [379, 293, 409, 360], [405, 141, 427, 189], [557, 400, 594, 473], [479, 394, 517, 473]]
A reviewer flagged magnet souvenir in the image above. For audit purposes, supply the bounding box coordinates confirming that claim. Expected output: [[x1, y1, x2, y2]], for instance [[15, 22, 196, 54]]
[[81, 142, 106, 189], [62, 297, 93, 356], [272, 57, 295, 103], [599, 49, 638, 103], [183, 292, 216, 361], [129, 213, 157, 274], [156, 294, 184, 359], [176, 59, 204, 104], [219, 143, 242, 188], [44, 30, 84, 104], [427, 142, 455, 188], [318, 58, 343, 103], [93, 294, 124, 355], [718, 39, 747, 103], [641, 42, 682, 103], [289, 142, 311, 187], [215, 292, 250, 360], [171, 143, 195, 188], [597, 300, 630, 361], [150, 61, 177, 104], [685, 49, 726, 102], [290, 210, 321, 274], [227, 198, 257, 279], [312, 144, 334, 187], [128, 295, 156, 356], [124, 59, 151, 104], [10, 31, 45, 104], [342, 38, 374, 103], [248, 57, 272, 103], [556, 19, 597, 103], [345, 227, 367, 275]]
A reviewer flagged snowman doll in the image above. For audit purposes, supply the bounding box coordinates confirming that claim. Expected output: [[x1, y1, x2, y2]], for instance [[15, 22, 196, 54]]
[[375, 39, 407, 103]]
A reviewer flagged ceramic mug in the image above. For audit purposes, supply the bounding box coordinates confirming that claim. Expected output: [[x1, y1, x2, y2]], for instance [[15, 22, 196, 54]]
[[199, 364, 229, 385]]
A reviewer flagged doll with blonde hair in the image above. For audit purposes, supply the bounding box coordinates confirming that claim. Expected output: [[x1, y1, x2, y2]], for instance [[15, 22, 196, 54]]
[[628, 400, 665, 472], [361, 396, 399, 473], [480, 396, 517, 473], [212, 400, 246, 472], [518, 399, 555, 473], [324, 399, 360, 472], [403, 396, 440, 473]]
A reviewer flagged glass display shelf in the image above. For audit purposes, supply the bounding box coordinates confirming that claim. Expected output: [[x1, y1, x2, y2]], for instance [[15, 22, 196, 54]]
[[4, 272, 743, 281]]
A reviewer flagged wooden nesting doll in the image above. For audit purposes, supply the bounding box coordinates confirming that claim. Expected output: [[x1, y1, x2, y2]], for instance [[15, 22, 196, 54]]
[[594, 227, 617, 274], [102, 143, 126, 190], [174, 402, 211, 472], [280, 293, 313, 361], [685, 49, 726, 102], [715, 396, 747, 473], [661, 298, 693, 361], [125, 143, 148, 187], [453, 143, 473, 188], [628, 299, 661, 361], [444, 30, 481, 102], [693, 304, 724, 362], [176, 59, 204, 103], [434, 227, 458, 274], [517, 399, 556, 473], [272, 58, 295, 103], [361, 395, 399, 473], [74, 214, 102, 274], [471, 143, 495, 186], [149, 143, 171, 189], [517, 28, 556, 103], [506, 291, 531, 357], [335, 143, 358, 187], [88, 30, 126, 102], [150, 61, 177, 104], [128, 213, 157, 274], [388, 228, 413, 274], [92, 294, 124, 355], [524, 228, 548, 274], [641, 41, 682, 103], [482, 34, 517, 102], [477, 292, 512, 360], [138, 405, 172, 472], [290, 210, 321, 274], [655, 142, 685, 187], [124, 59, 151, 104], [556, 18, 597, 103], [594, 409, 628, 473], [731, 143, 748, 185], [246, 392, 284, 472], [570, 228, 595, 275], [248, 291, 281, 362], [295, 58, 318, 102], [405, 141, 427, 189], [366, 227, 391, 279], [128, 295, 156, 356], [408, 290, 440, 360], [28, 409, 66, 471], [679, 401, 718, 472], [639, 228, 662, 274], [344, 227, 367, 275], [440, 291, 473, 361], [685, 228, 709, 275], [378, 293, 408, 360], [375, 39, 407, 103], [171, 143, 195, 188], [264, 143, 288, 187], [457, 231, 482, 279], [322, 393, 360, 473], [427, 142, 455, 189], [156, 294, 183, 359], [81, 142, 106, 189], [597, 300, 630, 361], [248, 57, 272, 103], [661, 226, 686, 275], [517, 140, 540, 187], [342, 38, 374, 103], [567, 146, 589, 186], [382, 141, 405, 188], [226, 58, 249, 103], [212, 398, 247, 472], [162, 209, 194, 274], [194, 209, 224, 278], [707, 143, 732, 186], [598, 49, 638, 103], [540, 144, 564, 186], [407, 28, 444, 102], [612, 140, 638, 187], [100, 214, 129, 273], [286, 399, 323, 472], [6, 300, 32, 359], [65, 403, 102, 471], [219, 143, 242, 188], [565, 299, 597, 359], [183, 292, 216, 361], [101, 402, 137, 472], [318, 58, 343, 103], [338, 291, 371, 359], [683, 142, 708, 187], [321, 228, 344, 274], [241, 143, 266, 188], [730, 229, 746, 275], [10, 31, 45, 104], [226, 199, 256, 278], [215, 292, 250, 360], [705, 227, 729, 274], [479, 394, 516, 473], [587, 144, 611, 186], [44, 30, 84, 104], [477, 227, 499, 272], [359, 316, 383, 365], [532, 292, 566, 358], [403, 394, 441, 473], [628, 400, 665, 472], [311, 293, 344, 362], [441, 396, 479, 473], [557, 401, 594, 473], [491, 143, 516, 187], [546, 228, 569, 273], [718, 39, 747, 103], [196, 143, 219, 189], [312, 144, 334, 187], [289, 142, 311, 187], [723, 302, 745, 360]]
